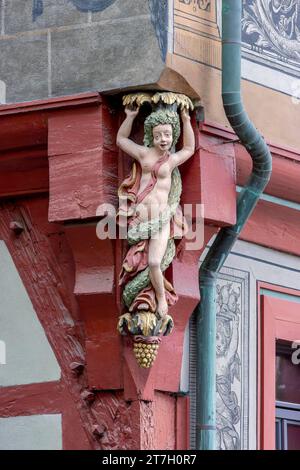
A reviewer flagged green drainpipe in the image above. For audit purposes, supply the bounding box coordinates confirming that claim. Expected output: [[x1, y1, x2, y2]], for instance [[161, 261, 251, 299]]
[[195, 0, 272, 450]]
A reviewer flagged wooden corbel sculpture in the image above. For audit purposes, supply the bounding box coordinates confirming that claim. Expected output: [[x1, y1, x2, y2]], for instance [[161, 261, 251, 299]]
[[116, 92, 195, 368]]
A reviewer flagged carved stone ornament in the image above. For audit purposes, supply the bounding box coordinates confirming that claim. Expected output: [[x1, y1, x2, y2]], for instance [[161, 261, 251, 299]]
[[116, 92, 195, 368]]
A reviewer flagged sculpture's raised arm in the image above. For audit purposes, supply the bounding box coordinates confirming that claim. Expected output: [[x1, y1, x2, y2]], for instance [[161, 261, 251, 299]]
[[116, 107, 147, 161], [170, 108, 195, 169]]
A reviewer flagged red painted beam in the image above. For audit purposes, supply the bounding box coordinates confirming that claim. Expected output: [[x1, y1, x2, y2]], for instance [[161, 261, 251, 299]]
[[180, 119, 237, 227], [201, 120, 300, 204], [235, 143, 300, 205], [240, 198, 300, 257], [48, 101, 118, 222], [0, 93, 103, 198], [0, 381, 64, 418], [0, 92, 101, 116], [0, 147, 48, 197]]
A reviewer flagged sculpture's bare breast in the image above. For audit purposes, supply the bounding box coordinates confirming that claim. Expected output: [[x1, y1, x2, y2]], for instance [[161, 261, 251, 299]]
[[135, 157, 172, 223]]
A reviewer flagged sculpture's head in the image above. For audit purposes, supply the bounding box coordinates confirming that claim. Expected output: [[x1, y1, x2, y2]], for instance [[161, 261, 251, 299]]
[[144, 110, 180, 149], [152, 123, 173, 153]]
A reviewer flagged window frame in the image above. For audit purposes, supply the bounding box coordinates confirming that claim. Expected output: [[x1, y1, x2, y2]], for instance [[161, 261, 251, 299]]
[[258, 285, 300, 449], [276, 402, 300, 450]]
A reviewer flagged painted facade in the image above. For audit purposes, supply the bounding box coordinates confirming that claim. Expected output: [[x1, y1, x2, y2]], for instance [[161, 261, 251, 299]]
[[0, 0, 299, 450], [190, 240, 300, 449], [169, 0, 300, 148]]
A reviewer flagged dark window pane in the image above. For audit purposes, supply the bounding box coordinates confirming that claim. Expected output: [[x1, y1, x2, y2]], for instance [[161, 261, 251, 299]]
[[287, 423, 300, 450], [276, 347, 300, 404]]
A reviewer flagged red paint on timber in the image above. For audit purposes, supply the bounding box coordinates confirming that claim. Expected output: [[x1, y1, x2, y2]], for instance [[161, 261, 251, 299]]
[[48, 107, 103, 156], [201, 120, 300, 161], [198, 149, 236, 226], [0, 147, 48, 198], [65, 225, 122, 390], [153, 392, 176, 450], [180, 119, 236, 227], [258, 282, 300, 298], [235, 143, 300, 205], [260, 294, 300, 450], [48, 100, 118, 222], [201, 120, 300, 204], [89, 391, 141, 450], [0, 113, 48, 152], [0, 382, 64, 417], [0, 93, 103, 198], [176, 396, 190, 450], [1, 94, 300, 208], [240, 199, 300, 257], [0, 92, 101, 115], [0, 199, 96, 449], [0, 92, 100, 153]]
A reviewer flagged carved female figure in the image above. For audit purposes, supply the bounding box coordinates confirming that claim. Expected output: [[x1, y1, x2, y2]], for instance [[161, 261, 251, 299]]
[[117, 102, 195, 319], [116, 93, 195, 367]]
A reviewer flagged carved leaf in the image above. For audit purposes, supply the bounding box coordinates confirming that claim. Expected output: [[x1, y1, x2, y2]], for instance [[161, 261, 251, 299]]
[[136, 312, 157, 337], [117, 313, 133, 335]]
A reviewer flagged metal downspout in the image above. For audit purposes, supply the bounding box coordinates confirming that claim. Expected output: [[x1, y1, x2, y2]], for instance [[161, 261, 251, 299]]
[[195, 0, 272, 450]]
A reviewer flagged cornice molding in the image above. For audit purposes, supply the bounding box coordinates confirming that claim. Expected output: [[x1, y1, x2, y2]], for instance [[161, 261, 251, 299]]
[[0, 92, 101, 116], [200, 120, 300, 163]]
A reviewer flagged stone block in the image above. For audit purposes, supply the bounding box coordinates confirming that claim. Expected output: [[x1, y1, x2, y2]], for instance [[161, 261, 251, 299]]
[[51, 17, 164, 96], [0, 33, 48, 103], [0, 2, 4, 33]]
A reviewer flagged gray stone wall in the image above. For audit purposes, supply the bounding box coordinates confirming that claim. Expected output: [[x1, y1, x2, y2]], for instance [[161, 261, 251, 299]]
[[0, 0, 167, 104]]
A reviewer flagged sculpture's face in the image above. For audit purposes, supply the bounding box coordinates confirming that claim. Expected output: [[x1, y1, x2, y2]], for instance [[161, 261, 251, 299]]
[[152, 124, 173, 153]]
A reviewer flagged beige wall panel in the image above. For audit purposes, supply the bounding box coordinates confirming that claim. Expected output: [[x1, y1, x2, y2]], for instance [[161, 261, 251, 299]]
[[169, 0, 300, 150]]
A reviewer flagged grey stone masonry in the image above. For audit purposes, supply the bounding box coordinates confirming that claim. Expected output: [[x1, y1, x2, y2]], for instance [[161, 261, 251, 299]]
[[0, 0, 167, 104], [0, 32, 49, 103]]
